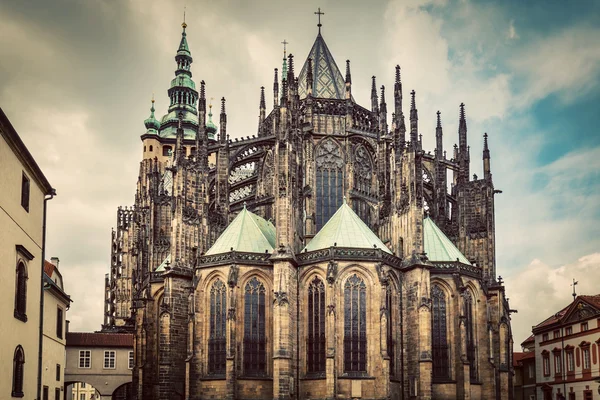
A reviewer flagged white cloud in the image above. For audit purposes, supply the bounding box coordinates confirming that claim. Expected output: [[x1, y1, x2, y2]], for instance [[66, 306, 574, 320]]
[[505, 253, 600, 348], [508, 19, 519, 40]]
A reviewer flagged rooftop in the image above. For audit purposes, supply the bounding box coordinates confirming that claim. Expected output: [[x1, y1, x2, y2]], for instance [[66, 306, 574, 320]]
[[423, 217, 470, 264], [66, 332, 133, 348]]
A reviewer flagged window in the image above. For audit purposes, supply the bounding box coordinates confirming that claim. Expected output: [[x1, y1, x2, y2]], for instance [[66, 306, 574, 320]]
[[386, 286, 395, 376], [243, 277, 266, 376], [553, 330, 560, 339], [542, 333, 549, 342], [128, 351, 134, 369], [56, 364, 60, 381], [583, 348, 591, 370], [569, 393, 576, 400], [432, 284, 449, 380], [581, 322, 588, 332], [143, 145, 146, 152], [343, 274, 367, 375], [464, 292, 477, 381], [149, 145, 153, 152], [566, 350, 574, 372], [528, 363, 534, 378], [43, 386, 48, 400], [80, 394, 86, 400], [352, 144, 374, 227], [566, 326, 572, 335], [208, 279, 226, 375], [14, 262, 28, 321], [542, 352, 550, 376], [104, 350, 116, 369], [583, 390, 593, 400], [54, 388, 60, 400], [79, 350, 91, 368], [21, 173, 30, 212], [315, 138, 344, 230], [162, 146, 172, 157], [81, 382, 86, 388], [12, 345, 25, 397], [554, 353, 561, 374], [56, 308, 63, 339], [307, 277, 326, 374]]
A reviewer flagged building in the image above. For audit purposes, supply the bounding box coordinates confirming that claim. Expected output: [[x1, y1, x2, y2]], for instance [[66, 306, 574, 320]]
[[64, 332, 133, 399], [514, 335, 536, 400], [104, 16, 514, 400], [531, 294, 600, 400], [42, 257, 72, 400], [69, 382, 99, 400], [0, 108, 55, 399]]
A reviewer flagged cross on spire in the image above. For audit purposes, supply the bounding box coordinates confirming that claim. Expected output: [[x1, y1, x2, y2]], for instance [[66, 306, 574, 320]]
[[281, 39, 288, 56], [314, 7, 324, 32], [182, 5, 187, 29], [571, 278, 578, 299]]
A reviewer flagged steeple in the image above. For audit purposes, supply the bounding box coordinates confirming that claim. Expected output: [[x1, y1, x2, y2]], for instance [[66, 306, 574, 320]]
[[167, 20, 198, 121], [483, 132, 492, 180], [380, 85, 387, 134], [410, 90, 418, 147], [371, 76, 378, 113], [258, 86, 266, 136], [281, 40, 288, 83], [458, 103, 469, 182], [345, 60, 352, 100], [219, 97, 227, 144], [394, 65, 403, 127], [144, 95, 160, 133], [205, 100, 217, 141], [273, 68, 279, 108], [436, 111, 443, 158]]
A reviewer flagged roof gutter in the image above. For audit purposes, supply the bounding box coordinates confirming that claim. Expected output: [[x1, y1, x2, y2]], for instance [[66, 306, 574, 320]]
[[37, 188, 56, 400]]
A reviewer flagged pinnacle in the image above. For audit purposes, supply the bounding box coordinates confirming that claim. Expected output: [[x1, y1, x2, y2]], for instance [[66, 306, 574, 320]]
[[411, 90, 416, 110], [436, 111, 441, 128], [395, 65, 401, 84]]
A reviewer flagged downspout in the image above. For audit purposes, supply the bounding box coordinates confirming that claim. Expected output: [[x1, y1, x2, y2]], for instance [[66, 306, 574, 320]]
[[37, 189, 56, 400]]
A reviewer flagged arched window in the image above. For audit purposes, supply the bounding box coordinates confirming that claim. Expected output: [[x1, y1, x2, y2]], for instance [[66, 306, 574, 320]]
[[352, 145, 374, 227], [464, 291, 477, 381], [307, 277, 325, 374], [149, 145, 153, 152], [14, 262, 27, 321], [243, 277, 266, 376], [12, 345, 24, 397], [432, 284, 450, 380], [315, 138, 344, 230], [344, 274, 367, 375], [386, 286, 395, 376], [208, 279, 227, 375]]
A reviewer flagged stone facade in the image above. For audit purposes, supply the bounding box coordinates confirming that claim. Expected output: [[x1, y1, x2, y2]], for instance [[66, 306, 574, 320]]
[[104, 19, 515, 400]]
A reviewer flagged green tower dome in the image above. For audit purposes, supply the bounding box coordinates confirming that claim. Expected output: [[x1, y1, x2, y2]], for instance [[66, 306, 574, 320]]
[[206, 103, 217, 141], [144, 98, 160, 133]]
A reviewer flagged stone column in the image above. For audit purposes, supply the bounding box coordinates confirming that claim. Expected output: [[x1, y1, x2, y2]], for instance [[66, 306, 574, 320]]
[[226, 265, 239, 400]]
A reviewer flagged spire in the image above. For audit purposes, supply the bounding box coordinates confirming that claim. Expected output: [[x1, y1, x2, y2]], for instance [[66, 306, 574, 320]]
[[258, 86, 266, 136], [205, 99, 217, 140], [436, 111, 443, 159], [281, 40, 288, 82], [273, 68, 279, 108], [219, 97, 227, 144], [259, 86, 266, 110], [394, 65, 403, 126], [306, 58, 313, 96], [371, 76, 378, 113], [483, 133, 492, 180], [314, 7, 324, 35], [380, 85, 387, 133], [345, 60, 352, 100], [458, 102, 469, 181], [144, 95, 160, 132], [410, 90, 418, 146], [168, 20, 198, 117], [287, 53, 295, 83]]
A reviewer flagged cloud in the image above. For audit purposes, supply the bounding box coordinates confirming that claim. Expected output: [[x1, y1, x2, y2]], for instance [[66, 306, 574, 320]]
[[508, 20, 519, 40], [505, 253, 600, 347]]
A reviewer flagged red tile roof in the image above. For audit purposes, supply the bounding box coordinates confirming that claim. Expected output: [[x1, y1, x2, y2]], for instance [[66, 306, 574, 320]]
[[533, 293, 600, 332], [44, 260, 55, 276], [513, 351, 535, 367], [66, 332, 133, 348], [580, 294, 600, 309], [521, 334, 535, 346]]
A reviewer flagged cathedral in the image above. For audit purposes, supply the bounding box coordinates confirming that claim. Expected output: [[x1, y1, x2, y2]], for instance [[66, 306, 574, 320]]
[[103, 13, 514, 400]]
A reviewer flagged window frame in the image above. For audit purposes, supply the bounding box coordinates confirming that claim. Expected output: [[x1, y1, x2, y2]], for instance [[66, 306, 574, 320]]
[[306, 276, 326, 376], [581, 322, 589, 332], [78, 350, 91, 369], [103, 350, 116, 370], [21, 172, 30, 212], [432, 284, 450, 381], [54, 387, 60, 400], [343, 274, 368, 376], [208, 279, 227, 376], [542, 351, 550, 377], [56, 363, 60, 381], [14, 261, 28, 322], [128, 351, 134, 370], [243, 277, 267, 377], [12, 345, 25, 397], [566, 348, 574, 372], [56, 307, 63, 339]]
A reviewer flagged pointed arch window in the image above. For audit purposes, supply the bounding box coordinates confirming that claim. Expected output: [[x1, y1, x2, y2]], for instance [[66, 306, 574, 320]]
[[244, 277, 266, 376], [344, 274, 367, 375], [386, 286, 395, 376], [14, 262, 27, 321], [307, 277, 326, 374], [12, 345, 25, 397], [432, 284, 450, 380], [208, 279, 227, 376], [315, 139, 344, 231], [464, 292, 477, 381]]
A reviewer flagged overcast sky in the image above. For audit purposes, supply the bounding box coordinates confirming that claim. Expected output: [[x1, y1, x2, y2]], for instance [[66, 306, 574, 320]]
[[1, 0, 599, 347]]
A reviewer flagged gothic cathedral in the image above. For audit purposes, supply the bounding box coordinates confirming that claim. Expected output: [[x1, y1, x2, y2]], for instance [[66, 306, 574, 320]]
[[103, 16, 514, 400]]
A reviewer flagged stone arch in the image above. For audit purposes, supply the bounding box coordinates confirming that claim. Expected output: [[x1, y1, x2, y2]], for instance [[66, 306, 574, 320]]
[[430, 280, 453, 381]]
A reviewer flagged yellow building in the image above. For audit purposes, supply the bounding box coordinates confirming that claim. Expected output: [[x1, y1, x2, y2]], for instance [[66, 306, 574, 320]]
[[42, 258, 72, 400], [0, 107, 55, 398]]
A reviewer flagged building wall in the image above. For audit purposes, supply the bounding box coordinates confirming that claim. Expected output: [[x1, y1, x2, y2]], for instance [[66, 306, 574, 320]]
[[42, 286, 68, 399], [0, 132, 46, 398]]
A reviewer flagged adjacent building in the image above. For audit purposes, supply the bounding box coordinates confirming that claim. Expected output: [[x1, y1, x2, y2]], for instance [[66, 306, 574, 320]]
[[0, 107, 55, 398], [42, 258, 72, 400], [104, 16, 515, 400], [514, 335, 536, 400], [531, 294, 600, 400]]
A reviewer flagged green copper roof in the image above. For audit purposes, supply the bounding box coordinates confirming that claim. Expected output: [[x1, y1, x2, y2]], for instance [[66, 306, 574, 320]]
[[144, 99, 160, 132], [178, 24, 190, 55], [205, 206, 276, 255], [423, 217, 470, 264], [155, 254, 171, 272], [303, 200, 392, 254], [206, 105, 217, 140], [297, 32, 350, 100]]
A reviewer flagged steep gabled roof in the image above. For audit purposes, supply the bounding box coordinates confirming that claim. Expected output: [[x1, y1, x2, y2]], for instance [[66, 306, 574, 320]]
[[297, 32, 348, 100], [303, 200, 392, 254], [66, 332, 133, 348], [532, 294, 600, 332], [205, 206, 276, 255], [423, 217, 470, 264]]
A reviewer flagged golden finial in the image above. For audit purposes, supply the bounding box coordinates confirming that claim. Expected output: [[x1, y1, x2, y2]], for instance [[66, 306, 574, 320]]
[[182, 5, 187, 29], [152, 92, 155, 103], [209, 97, 214, 109]]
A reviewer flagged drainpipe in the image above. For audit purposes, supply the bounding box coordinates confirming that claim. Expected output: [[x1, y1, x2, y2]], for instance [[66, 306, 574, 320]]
[[37, 189, 56, 400]]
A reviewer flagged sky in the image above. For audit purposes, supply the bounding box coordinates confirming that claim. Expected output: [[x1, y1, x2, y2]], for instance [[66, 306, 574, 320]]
[[1, 0, 599, 347]]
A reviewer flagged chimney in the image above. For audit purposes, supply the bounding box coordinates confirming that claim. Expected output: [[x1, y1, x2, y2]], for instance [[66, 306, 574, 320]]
[[51, 257, 60, 269]]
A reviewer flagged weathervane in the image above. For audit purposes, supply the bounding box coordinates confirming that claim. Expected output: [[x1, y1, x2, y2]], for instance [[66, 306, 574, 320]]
[[314, 7, 324, 32], [571, 278, 578, 300]]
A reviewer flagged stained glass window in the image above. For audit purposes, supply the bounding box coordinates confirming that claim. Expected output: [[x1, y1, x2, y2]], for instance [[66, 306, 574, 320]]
[[316, 139, 344, 230], [464, 292, 477, 381], [432, 284, 450, 380], [208, 279, 227, 375], [352, 145, 373, 227], [307, 277, 326, 374], [344, 274, 367, 374], [244, 277, 266, 376]]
